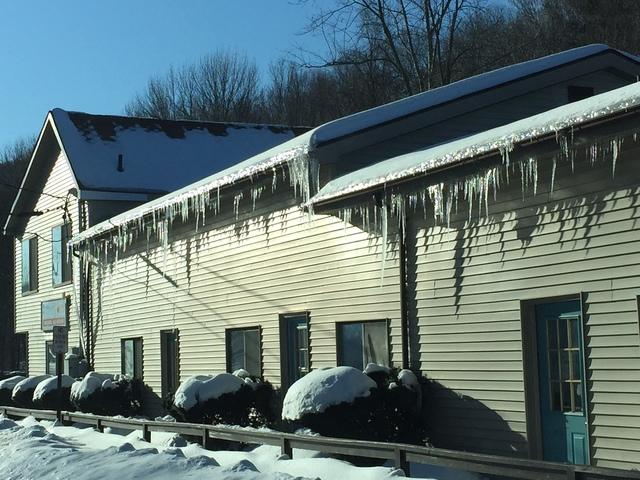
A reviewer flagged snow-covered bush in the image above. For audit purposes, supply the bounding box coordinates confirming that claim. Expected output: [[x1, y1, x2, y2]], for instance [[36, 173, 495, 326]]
[[71, 372, 146, 416], [0, 375, 25, 406], [170, 372, 277, 427], [33, 375, 75, 411], [282, 365, 426, 445], [12, 375, 53, 408]]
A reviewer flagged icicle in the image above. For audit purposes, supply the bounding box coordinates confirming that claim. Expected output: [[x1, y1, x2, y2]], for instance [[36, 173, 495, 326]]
[[271, 167, 278, 192], [380, 200, 388, 288], [251, 186, 264, 211], [550, 157, 557, 193], [233, 192, 244, 220]]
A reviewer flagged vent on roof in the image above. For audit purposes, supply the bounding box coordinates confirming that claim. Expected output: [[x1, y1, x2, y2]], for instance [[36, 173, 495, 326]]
[[117, 154, 124, 172]]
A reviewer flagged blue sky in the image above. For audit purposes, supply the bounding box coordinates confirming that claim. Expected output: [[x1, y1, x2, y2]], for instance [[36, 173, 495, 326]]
[[0, 1, 324, 149]]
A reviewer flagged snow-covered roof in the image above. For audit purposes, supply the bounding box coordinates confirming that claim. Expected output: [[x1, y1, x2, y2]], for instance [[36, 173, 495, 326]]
[[51, 109, 307, 193], [310, 81, 640, 206], [310, 44, 637, 146], [70, 44, 637, 245]]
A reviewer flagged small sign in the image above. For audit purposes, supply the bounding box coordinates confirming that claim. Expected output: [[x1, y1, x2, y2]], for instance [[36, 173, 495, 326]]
[[41, 298, 68, 332], [52, 326, 68, 354]]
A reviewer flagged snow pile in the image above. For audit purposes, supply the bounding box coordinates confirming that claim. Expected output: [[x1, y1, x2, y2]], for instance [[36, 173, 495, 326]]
[[12, 375, 53, 398], [70, 372, 125, 402], [282, 367, 376, 421], [33, 375, 75, 401], [173, 374, 245, 411], [364, 363, 391, 375], [0, 375, 25, 391]]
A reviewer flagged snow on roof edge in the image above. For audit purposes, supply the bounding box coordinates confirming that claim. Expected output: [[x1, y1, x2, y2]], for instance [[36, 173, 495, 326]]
[[70, 129, 316, 245], [310, 44, 637, 147], [310, 81, 640, 206]]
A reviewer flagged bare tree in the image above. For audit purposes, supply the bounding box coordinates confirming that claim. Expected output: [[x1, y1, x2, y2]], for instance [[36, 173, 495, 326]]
[[125, 50, 264, 122]]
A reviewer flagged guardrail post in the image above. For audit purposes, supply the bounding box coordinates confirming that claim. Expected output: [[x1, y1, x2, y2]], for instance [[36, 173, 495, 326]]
[[142, 424, 151, 443], [565, 466, 576, 480], [202, 428, 212, 450], [96, 419, 104, 433], [280, 437, 292, 458], [394, 447, 409, 476]]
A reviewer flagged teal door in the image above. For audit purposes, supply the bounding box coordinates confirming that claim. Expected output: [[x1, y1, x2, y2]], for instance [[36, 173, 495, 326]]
[[536, 300, 588, 464]]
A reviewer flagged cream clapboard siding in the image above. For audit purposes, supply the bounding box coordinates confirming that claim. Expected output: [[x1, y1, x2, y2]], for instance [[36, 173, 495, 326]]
[[413, 146, 640, 468], [91, 187, 401, 412], [14, 149, 80, 375]]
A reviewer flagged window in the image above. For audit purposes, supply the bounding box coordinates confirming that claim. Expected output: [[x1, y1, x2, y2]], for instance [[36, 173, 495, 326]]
[[45, 341, 57, 375], [52, 224, 72, 285], [567, 85, 594, 103], [160, 330, 179, 400], [121, 338, 143, 379], [21, 237, 38, 293], [546, 316, 583, 412], [226, 327, 262, 377], [14, 333, 28, 373], [337, 320, 389, 371]]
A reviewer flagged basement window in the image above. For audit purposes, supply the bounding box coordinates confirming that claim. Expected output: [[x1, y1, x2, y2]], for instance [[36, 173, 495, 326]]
[[52, 223, 72, 285], [21, 237, 38, 293], [121, 338, 143, 380], [337, 320, 389, 370], [226, 327, 262, 377]]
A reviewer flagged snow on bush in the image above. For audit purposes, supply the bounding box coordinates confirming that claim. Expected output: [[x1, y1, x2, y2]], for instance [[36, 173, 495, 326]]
[[33, 375, 75, 401], [33, 375, 76, 410], [71, 372, 146, 416], [171, 373, 277, 428], [173, 374, 245, 411], [12, 375, 53, 408], [0, 376, 25, 406], [282, 367, 376, 421]]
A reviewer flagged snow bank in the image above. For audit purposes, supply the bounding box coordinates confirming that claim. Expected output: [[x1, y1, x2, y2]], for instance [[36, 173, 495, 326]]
[[12, 375, 53, 397], [70, 372, 124, 401], [173, 374, 245, 411], [282, 367, 376, 421], [0, 375, 25, 391], [33, 375, 75, 401], [364, 363, 391, 375]]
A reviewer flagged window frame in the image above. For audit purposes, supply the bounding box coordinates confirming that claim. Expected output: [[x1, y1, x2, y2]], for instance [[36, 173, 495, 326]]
[[225, 326, 263, 377], [51, 223, 72, 287], [121, 337, 143, 380], [336, 319, 390, 370], [160, 329, 180, 400], [21, 237, 38, 294], [14, 332, 28, 374]]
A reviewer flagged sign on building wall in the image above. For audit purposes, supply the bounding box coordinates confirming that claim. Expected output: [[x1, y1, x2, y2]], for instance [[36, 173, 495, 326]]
[[41, 298, 68, 332]]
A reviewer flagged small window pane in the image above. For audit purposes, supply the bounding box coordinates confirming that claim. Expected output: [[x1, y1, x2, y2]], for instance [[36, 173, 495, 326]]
[[560, 350, 570, 381], [244, 329, 261, 376], [363, 321, 389, 366], [123, 340, 134, 377], [548, 350, 559, 380], [562, 382, 572, 411], [21, 239, 37, 292], [574, 383, 583, 412], [558, 320, 568, 349], [227, 328, 261, 377], [229, 330, 245, 372], [338, 323, 364, 370]]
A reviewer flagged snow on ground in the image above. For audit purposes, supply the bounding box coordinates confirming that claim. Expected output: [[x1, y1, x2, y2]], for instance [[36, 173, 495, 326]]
[[282, 367, 377, 421], [0, 415, 481, 480]]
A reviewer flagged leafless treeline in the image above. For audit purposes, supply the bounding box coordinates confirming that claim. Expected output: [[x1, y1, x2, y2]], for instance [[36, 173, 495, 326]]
[[125, 0, 640, 127]]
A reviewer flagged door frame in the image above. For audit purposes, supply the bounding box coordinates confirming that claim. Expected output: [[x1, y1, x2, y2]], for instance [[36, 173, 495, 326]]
[[279, 311, 310, 389], [520, 293, 592, 463]]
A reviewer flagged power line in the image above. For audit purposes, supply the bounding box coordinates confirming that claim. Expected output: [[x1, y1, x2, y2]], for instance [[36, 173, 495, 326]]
[[0, 181, 69, 201]]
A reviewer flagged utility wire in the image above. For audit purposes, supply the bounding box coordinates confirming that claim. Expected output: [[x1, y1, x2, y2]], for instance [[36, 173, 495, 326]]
[[0, 180, 69, 201]]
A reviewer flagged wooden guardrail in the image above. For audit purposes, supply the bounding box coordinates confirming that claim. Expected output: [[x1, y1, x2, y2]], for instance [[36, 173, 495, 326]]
[[1, 405, 638, 480]]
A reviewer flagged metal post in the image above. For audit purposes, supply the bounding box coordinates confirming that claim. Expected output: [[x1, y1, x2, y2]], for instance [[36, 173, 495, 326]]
[[394, 447, 409, 476], [142, 424, 151, 442], [56, 353, 63, 423], [280, 437, 293, 458]]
